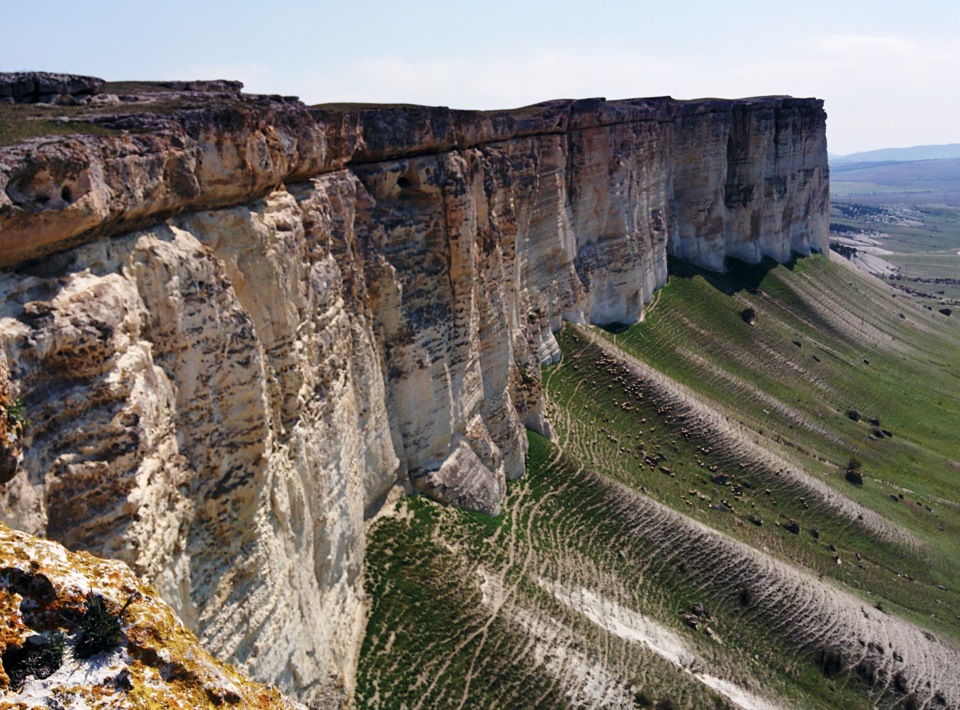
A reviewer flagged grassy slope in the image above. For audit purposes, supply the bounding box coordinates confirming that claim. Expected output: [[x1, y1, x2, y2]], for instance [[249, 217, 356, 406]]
[[359, 433, 872, 709], [593, 255, 960, 635], [358, 438, 738, 709], [359, 255, 960, 708]]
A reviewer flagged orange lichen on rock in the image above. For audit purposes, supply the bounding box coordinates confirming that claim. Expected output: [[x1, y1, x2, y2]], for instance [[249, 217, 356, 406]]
[[0, 522, 303, 709]]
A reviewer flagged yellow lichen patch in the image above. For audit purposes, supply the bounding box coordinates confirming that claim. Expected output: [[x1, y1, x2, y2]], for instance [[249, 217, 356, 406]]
[[0, 523, 303, 709]]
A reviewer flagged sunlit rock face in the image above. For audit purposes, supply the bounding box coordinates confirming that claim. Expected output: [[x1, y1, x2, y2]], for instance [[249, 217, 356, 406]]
[[0, 521, 306, 709], [670, 98, 829, 271], [0, 86, 828, 704], [0, 185, 390, 704]]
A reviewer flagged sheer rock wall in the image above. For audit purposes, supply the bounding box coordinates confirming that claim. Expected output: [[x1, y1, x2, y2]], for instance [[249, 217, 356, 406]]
[[0, 89, 828, 703]]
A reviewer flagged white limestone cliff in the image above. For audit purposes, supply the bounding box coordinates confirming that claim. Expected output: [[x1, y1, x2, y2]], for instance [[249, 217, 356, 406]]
[[0, 88, 829, 704]]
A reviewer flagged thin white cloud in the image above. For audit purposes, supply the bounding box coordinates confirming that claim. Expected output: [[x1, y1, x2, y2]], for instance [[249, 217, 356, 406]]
[[288, 52, 681, 109], [182, 37, 960, 155], [818, 35, 916, 56]]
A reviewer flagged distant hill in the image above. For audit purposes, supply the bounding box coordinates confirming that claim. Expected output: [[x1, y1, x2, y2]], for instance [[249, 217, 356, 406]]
[[832, 143, 960, 163], [830, 155, 960, 204]]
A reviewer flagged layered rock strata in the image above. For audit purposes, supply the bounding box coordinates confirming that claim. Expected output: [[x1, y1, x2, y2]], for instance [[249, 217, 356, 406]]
[[0, 82, 828, 703]]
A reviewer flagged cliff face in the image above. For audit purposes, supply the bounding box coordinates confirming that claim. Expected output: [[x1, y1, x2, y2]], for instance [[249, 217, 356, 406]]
[[0, 85, 828, 703], [671, 99, 829, 270]]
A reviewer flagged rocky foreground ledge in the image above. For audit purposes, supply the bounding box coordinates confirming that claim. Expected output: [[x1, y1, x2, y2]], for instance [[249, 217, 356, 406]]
[[0, 522, 305, 708], [0, 74, 828, 705]]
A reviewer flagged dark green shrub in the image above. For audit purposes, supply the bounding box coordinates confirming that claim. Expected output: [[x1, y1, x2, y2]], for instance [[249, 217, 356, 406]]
[[47, 630, 66, 667], [75, 593, 130, 658], [633, 688, 653, 707]]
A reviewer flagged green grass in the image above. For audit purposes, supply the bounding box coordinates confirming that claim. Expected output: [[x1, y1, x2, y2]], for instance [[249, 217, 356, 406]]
[[831, 181, 917, 196], [0, 104, 122, 147], [360, 253, 960, 708], [580, 256, 960, 637], [359, 431, 879, 709]]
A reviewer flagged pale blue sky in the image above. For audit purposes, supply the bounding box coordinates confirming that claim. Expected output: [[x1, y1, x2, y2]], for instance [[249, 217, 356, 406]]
[[3, 1, 958, 154]]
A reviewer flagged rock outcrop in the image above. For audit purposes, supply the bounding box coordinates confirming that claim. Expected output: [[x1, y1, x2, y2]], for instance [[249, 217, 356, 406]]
[[0, 79, 828, 704], [0, 353, 23, 484], [0, 72, 104, 105], [0, 521, 305, 708]]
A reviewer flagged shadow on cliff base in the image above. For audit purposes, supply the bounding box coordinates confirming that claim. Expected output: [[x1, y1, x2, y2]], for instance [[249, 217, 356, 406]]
[[597, 254, 801, 335], [670, 254, 800, 296]]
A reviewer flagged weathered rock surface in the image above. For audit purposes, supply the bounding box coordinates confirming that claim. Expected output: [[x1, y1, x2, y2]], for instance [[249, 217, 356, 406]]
[[0, 72, 104, 104], [0, 521, 305, 708], [0, 81, 829, 704], [671, 98, 829, 270], [0, 186, 391, 704], [0, 353, 23, 484]]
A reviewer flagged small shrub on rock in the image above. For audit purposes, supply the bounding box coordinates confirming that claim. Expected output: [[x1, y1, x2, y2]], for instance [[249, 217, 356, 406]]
[[75, 593, 131, 658], [6, 397, 28, 429], [844, 458, 864, 485]]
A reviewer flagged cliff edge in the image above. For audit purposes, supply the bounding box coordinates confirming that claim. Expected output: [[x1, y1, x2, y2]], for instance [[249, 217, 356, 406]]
[[0, 76, 828, 704]]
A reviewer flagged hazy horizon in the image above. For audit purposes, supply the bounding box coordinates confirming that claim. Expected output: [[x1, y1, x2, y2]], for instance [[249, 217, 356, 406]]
[[3, 0, 959, 155]]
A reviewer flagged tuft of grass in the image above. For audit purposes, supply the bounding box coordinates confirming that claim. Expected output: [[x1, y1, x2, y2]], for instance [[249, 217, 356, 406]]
[[7, 396, 29, 430], [74, 593, 130, 659], [46, 629, 67, 667]]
